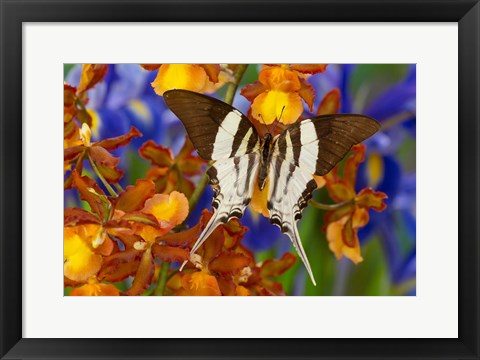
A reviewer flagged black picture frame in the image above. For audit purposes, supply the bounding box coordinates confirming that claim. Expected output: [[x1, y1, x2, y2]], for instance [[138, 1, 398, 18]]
[[1, 1, 478, 359]]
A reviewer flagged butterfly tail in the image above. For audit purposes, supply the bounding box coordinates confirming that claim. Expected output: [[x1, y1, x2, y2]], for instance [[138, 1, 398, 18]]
[[179, 206, 227, 272], [289, 223, 317, 286]]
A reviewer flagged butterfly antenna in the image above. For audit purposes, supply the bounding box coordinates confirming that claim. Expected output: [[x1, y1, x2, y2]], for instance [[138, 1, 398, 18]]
[[278, 106, 286, 123], [257, 113, 272, 136]]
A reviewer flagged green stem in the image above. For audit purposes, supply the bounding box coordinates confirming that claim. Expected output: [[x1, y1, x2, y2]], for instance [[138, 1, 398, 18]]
[[87, 153, 118, 197], [114, 182, 124, 193], [153, 262, 170, 296], [309, 199, 354, 211], [188, 170, 210, 211], [224, 64, 248, 105]]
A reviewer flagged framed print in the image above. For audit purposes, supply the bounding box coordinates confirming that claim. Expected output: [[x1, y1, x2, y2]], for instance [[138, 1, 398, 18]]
[[1, 0, 479, 359]]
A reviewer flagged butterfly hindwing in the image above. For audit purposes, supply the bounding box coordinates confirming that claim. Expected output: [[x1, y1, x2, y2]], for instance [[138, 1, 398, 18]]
[[267, 154, 318, 285], [268, 114, 381, 284], [190, 153, 260, 254]]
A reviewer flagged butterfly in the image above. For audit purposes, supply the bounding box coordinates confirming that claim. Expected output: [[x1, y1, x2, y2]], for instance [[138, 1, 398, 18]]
[[163, 89, 380, 285]]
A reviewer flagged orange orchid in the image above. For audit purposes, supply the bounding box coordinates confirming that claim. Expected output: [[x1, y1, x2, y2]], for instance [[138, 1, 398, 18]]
[[64, 124, 142, 188], [139, 137, 206, 197], [140, 64, 227, 96], [98, 190, 190, 295], [64, 65, 108, 148], [70, 277, 120, 296], [323, 144, 388, 264], [66, 170, 190, 295], [162, 210, 296, 296], [241, 64, 328, 126]]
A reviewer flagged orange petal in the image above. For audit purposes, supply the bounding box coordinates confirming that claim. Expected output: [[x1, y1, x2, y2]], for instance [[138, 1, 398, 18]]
[[341, 217, 356, 247], [151, 64, 208, 96], [142, 191, 189, 226], [250, 177, 270, 217], [352, 206, 370, 228], [298, 78, 316, 112], [326, 218, 363, 264], [115, 179, 156, 212], [125, 247, 155, 295], [64, 225, 103, 282], [77, 64, 108, 94], [209, 251, 251, 274], [289, 64, 328, 74], [180, 271, 221, 296], [260, 252, 297, 277], [313, 175, 326, 189], [343, 144, 366, 189], [64, 208, 101, 227], [251, 90, 304, 125], [95, 126, 142, 151], [135, 223, 171, 243], [152, 244, 189, 262], [64, 145, 86, 162], [161, 209, 210, 247], [240, 81, 267, 102], [98, 249, 142, 282], [317, 88, 341, 115], [71, 170, 107, 218], [259, 66, 301, 91], [139, 140, 174, 168], [236, 285, 251, 296], [88, 146, 124, 183], [176, 138, 206, 176], [326, 181, 356, 202], [70, 283, 120, 296], [200, 64, 221, 83], [140, 64, 161, 71], [356, 188, 388, 212]]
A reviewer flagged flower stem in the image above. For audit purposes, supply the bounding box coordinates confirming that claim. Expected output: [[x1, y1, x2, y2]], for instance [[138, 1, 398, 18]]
[[87, 153, 118, 197], [309, 199, 354, 211], [153, 261, 170, 296], [224, 64, 248, 105], [114, 182, 124, 193]]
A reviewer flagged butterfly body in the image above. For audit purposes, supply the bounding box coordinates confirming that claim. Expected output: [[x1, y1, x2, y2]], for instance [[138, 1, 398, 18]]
[[258, 133, 274, 191], [163, 89, 380, 285]]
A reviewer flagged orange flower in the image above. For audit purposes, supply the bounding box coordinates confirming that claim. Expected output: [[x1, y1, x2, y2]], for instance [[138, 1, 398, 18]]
[[141, 64, 225, 96], [323, 145, 388, 263], [164, 210, 296, 296], [64, 224, 114, 282], [64, 65, 108, 150], [66, 172, 190, 295], [139, 137, 206, 197], [64, 124, 142, 187], [70, 277, 120, 296], [241, 64, 328, 125]]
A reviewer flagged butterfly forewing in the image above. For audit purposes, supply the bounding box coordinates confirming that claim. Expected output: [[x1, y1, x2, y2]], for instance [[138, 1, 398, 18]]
[[274, 114, 381, 176], [163, 90, 260, 160]]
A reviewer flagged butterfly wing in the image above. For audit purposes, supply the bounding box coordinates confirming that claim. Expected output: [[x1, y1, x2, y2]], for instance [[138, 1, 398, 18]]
[[275, 114, 381, 176], [163, 90, 261, 255], [268, 114, 381, 285]]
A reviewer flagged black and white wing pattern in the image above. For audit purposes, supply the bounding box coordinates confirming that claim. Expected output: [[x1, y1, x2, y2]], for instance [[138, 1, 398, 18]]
[[163, 90, 261, 255], [268, 115, 381, 285]]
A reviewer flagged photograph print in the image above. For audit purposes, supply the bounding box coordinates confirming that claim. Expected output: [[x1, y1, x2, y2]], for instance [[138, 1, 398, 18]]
[[64, 64, 416, 296]]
